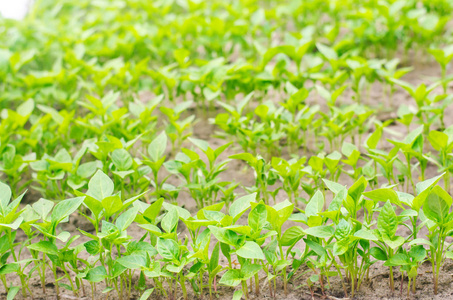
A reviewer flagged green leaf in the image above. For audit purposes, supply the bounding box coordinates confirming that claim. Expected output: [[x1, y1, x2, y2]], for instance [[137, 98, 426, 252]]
[[209, 242, 220, 272], [141, 198, 164, 223], [377, 201, 398, 237], [84, 240, 101, 255], [116, 207, 138, 231], [85, 266, 108, 283], [219, 269, 241, 287], [305, 225, 334, 238], [88, 170, 114, 200], [322, 179, 345, 194], [0, 181, 11, 216], [229, 153, 256, 165], [161, 208, 179, 233], [416, 173, 445, 196], [382, 235, 405, 250], [208, 226, 238, 247], [333, 238, 350, 256], [363, 188, 400, 207], [316, 43, 338, 60], [305, 239, 327, 256], [409, 245, 426, 262], [236, 241, 264, 260], [102, 195, 123, 218], [281, 226, 305, 246], [111, 149, 133, 171], [370, 247, 387, 261], [354, 229, 378, 241], [7, 286, 20, 300], [28, 241, 59, 256], [148, 132, 167, 162], [305, 191, 324, 218], [51, 197, 84, 224], [229, 193, 256, 223], [232, 290, 243, 300], [428, 131, 448, 151], [0, 264, 20, 275], [32, 198, 54, 220], [248, 203, 267, 233], [384, 253, 410, 267], [117, 255, 147, 270], [157, 238, 179, 261], [423, 186, 452, 225], [139, 289, 155, 300], [348, 176, 367, 202], [241, 263, 262, 280]]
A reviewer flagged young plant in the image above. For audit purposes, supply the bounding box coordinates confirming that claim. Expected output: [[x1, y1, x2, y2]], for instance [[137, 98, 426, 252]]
[[418, 186, 453, 294], [428, 45, 453, 92]]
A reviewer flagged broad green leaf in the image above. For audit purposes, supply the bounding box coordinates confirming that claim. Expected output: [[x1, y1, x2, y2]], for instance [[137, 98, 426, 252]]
[[423, 186, 452, 225], [354, 229, 378, 241], [348, 176, 367, 202], [322, 179, 345, 194], [85, 266, 108, 283], [208, 226, 238, 246], [377, 201, 397, 237], [428, 131, 448, 151], [209, 242, 220, 272], [409, 245, 426, 262], [117, 255, 147, 269], [316, 43, 338, 60], [236, 241, 264, 260], [241, 263, 262, 280], [140, 198, 163, 223], [333, 238, 349, 256], [28, 241, 59, 256], [157, 238, 179, 261], [116, 207, 139, 231], [412, 173, 445, 210], [219, 269, 241, 287], [0, 264, 20, 275], [111, 149, 133, 171], [228, 153, 256, 165], [88, 170, 114, 200], [305, 225, 334, 238], [248, 203, 267, 233], [139, 288, 155, 300], [32, 199, 54, 220], [305, 191, 324, 218], [382, 235, 405, 250], [232, 290, 243, 300], [0, 181, 12, 216], [7, 286, 20, 300], [102, 195, 122, 218], [305, 239, 327, 256], [229, 193, 256, 223], [281, 226, 305, 246], [161, 208, 179, 233], [363, 188, 401, 207], [148, 132, 167, 162], [370, 247, 387, 261], [384, 253, 410, 266], [51, 197, 84, 224]]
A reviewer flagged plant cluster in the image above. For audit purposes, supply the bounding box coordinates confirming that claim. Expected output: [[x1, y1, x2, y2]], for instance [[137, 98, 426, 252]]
[[1, 0, 453, 299]]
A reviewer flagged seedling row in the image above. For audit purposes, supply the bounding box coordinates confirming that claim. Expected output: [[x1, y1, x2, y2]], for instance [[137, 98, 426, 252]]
[[1, 0, 453, 299]]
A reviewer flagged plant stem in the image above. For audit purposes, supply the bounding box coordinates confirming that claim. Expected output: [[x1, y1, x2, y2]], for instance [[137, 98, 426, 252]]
[[52, 264, 60, 300], [278, 243, 287, 295], [242, 280, 249, 300]]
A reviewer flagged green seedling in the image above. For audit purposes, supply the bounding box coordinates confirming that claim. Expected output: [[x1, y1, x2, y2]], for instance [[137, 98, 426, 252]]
[[428, 45, 453, 92]]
